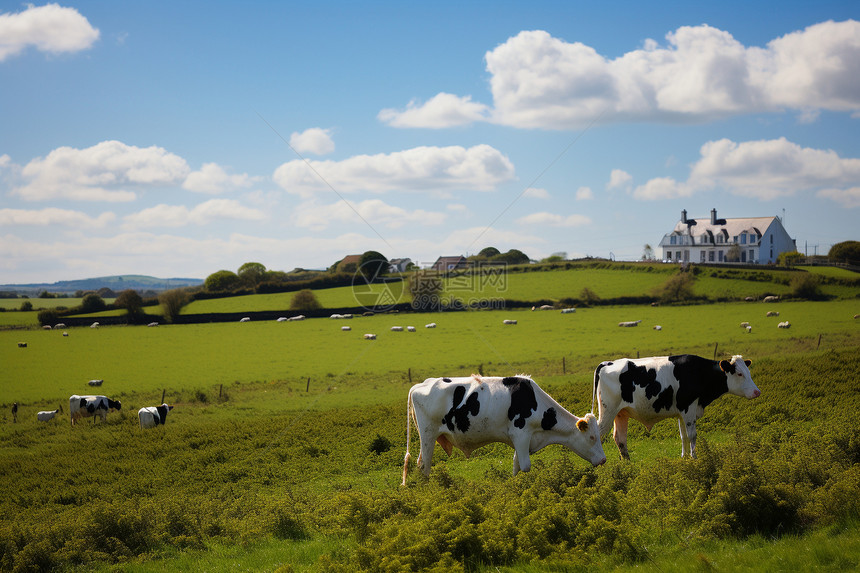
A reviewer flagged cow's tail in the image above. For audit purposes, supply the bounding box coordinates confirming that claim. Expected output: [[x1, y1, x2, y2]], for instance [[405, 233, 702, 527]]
[[591, 362, 605, 416], [401, 387, 414, 486]]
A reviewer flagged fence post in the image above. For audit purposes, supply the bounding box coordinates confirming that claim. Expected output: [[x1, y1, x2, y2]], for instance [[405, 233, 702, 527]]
[[408, 368, 412, 384], [161, 389, 166, 403], [562, 356, 566, 374], [713, 342, 719, 360], [306, 377, 311, 392], [817, 334, 822, 350], [218, 384, 222, 399]]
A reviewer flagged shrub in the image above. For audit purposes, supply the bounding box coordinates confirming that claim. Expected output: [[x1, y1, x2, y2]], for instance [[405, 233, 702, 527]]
[[80, 293, 106, 313], [290, 289, 321, 311], [790, 273, 823, 300], [654, 271, 696, 303], [19, 300, 32, 312], [579, 286, 601, 306], [158, 289, 190, 323]]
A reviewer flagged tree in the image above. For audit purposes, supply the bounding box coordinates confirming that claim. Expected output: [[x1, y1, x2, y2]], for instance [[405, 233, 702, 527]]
[[828, 241, 860, 264], [159, 289, 190, 323], [495, 249, 530, 265], [238, 262, 267, 287], [477, 247, 501, 259], [290, 289, 321, 311], [358, 251, 389, 281], [654, 272, 696, 303], [726, 244, 741, 262], [641, 244, 654, 261], [790, 273, 822, 300], [115, 289, 144, 318], [205, 270, 241, 292], [80, 293, 106, 313], [777, 251, 803, 267], [20, 300, 33, 312]]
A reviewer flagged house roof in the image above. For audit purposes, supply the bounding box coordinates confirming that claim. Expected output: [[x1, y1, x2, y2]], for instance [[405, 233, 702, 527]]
[[672, 216, 775, 240]]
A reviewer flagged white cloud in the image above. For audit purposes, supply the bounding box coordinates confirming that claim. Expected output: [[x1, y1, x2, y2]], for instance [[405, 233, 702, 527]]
[[12, 140, 190, 202], [289, 128, 335, 155], [447, 203, 468, 212], [607, 169, 632, 190], [817, 187, 860, 208], [515, 212, 591, 227], [0, 3, 100, 61], [123, 199, 266, 229], [378, 93, 490, 128], [273, 144, 515, 197], [575, 186, 593, 200], [0, 207, 115, 227], [182, 162, 258, 193], [633, 137, 860, 203], [388, 21, 860, 130], [632, 177, 693, 200], [523, 187, 550, 199], [293, 199, 446, 231]]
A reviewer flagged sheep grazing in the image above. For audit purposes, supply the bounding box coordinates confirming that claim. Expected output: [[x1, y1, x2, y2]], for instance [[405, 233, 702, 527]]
[[503, 319, 517, 325], [147, 322, 159, 327], [763, 296, 779, 303], [364, 334, 377, 340], [653, 325, 662, 331], [425, 323, 437, 329], [766, 311, 780, 317], [90, 322, 99, 329], [618, 320, 642, 327], [239, 317, 251, 323], [277, 317, 288, 322], [407, 326, 416, 332], [561, 308, 576, 314], [778, 321, 791, 329], [391, 326, 404, 332], [88, 379, 104, 387], [37, 408, 62, 422], [341, 326, 352, 331]]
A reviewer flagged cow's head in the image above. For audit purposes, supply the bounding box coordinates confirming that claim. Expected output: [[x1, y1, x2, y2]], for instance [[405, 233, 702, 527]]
[[720, 355, 760, 399], [566, 413, 606, 467], [108, 399, 121, 411]]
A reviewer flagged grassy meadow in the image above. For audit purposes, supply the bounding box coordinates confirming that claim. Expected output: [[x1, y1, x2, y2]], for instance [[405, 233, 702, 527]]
[[1, 262, 859, 571]]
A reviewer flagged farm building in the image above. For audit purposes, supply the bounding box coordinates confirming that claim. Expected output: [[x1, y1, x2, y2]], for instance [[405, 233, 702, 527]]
[[431, 255, 469, 272], [388, 258, 413, 273], [659, 208, 796, 265]]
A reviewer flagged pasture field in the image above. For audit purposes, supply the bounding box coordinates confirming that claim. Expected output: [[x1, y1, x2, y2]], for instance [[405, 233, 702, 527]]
[[1, 299, 859, 571], [0, 297, 116, 311]]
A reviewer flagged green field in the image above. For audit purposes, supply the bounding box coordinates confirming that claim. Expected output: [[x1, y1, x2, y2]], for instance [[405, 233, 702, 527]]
[[1, 268, 859, 571]]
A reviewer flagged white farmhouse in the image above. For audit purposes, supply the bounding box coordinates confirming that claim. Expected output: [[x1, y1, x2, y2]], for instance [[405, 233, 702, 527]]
[[659, 209, 795, 265]]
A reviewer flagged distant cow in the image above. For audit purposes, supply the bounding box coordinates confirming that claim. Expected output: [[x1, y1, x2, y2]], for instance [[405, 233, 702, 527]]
[[17, 342, 26, 348], [592, 355, 760, 459], [403, 374, 605, 484], [138, 404, 173, 429], [69, 395, 122, 426], [37, 408, 62, 422]]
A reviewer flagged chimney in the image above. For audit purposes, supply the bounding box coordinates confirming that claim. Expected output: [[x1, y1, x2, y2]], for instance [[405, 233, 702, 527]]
[[710, 208, 717, 224], [681, 209, 687, 224]]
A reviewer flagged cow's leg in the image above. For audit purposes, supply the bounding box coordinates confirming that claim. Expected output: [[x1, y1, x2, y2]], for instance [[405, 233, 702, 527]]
[[613, 410, 631, 460], [678, 417, 696, 458], [417, 431, 435, 477], [512, 435, 532, 475]]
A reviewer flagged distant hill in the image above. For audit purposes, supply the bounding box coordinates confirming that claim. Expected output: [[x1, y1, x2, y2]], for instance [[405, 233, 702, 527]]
[[0, 275, 204, 296]]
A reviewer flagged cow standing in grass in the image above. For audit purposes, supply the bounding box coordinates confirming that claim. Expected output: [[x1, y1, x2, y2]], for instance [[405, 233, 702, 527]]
[[592, 355, 760, 459], [403, 374, 605, 485], [69, 395, 121, 426]]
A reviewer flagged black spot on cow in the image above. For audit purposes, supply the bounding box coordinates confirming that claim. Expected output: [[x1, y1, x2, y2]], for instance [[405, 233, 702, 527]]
[[541, 407, 557, 431], [669, 354, 729, 412], [618, 362, 662, 402], [653, 386, 674, 413], [594, 361, 612, 397], [442, 385, 480, 433], [155, 405, 169, 425], [503, 376, 538, 429]]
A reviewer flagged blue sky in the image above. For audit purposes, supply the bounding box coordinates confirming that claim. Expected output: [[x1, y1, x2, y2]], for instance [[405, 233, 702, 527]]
[[1, 1, 858, 283]]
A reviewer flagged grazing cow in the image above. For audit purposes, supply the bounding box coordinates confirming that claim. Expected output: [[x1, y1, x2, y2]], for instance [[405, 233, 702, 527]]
[[138, 404, 173, 429], [425, 323, 437, 329], [618, 320, 641, 327], [37, 408, 62, 422], [592, 355, 760, 459], [17, 342, 27, 348], [778, 321, 791, 329], [69, 395, 122, 426], [364, 333, 377, 340], [402, 374, 605, 484], [503, 319, 517, 325], [766, 311, 780, 317]]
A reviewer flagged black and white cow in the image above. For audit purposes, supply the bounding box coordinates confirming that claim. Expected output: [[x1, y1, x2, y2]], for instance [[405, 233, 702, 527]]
[[592, 354, 760, 459], [69, 395, 122, 426], [138, 404, 173, 429], [402, 374, 605, 485]]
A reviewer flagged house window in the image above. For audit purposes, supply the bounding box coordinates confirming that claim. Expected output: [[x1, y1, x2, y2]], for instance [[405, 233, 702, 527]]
[[749, 249, 755, 262], [770, 235, 773, 244], [740, 234, 747, 244], [718, 251, 724, 262], [700, 251, 706, 262], [733, 235, 738, 243], [708, 251, 715, 262], [716, 235, 723, 244], [670, 235, 677, 245], [770, 249, 773, 259], [741, 251, 747, 263]]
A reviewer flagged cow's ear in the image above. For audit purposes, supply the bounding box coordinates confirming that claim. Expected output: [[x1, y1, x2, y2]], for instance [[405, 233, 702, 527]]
[[576, 418, 589, 432], [744, 359, 752, 367], [719, 360, 731, 373]]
